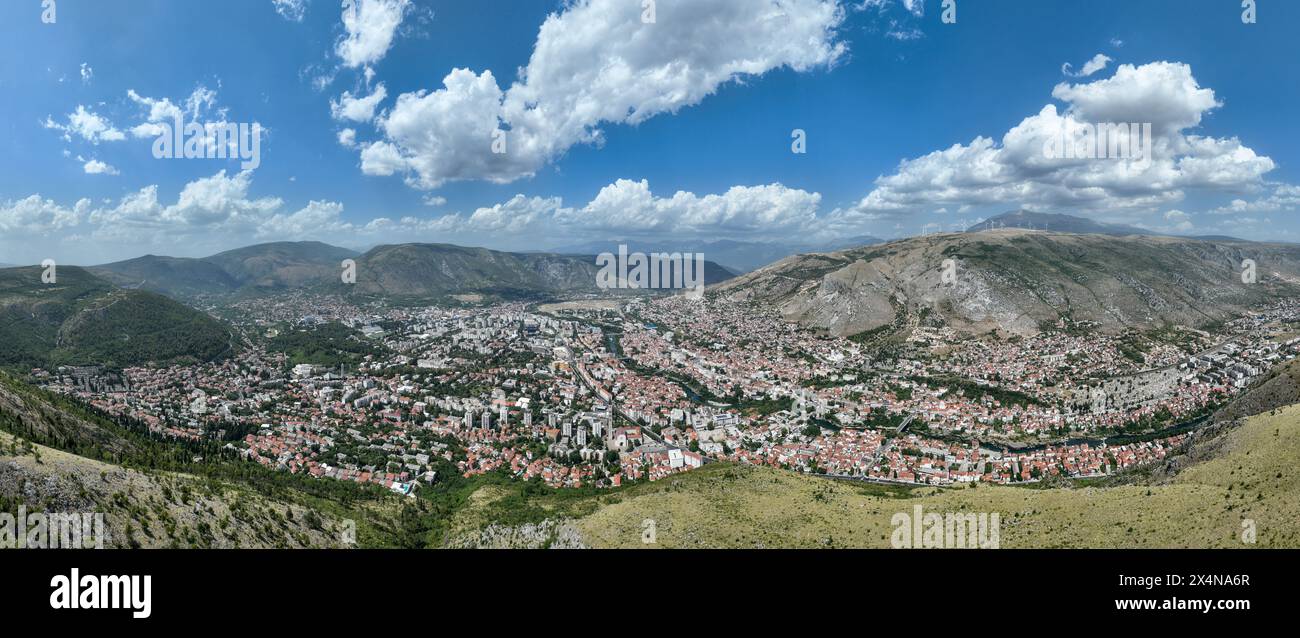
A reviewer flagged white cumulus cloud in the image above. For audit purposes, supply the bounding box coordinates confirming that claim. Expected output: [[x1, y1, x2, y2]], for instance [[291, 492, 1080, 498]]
[[1212, 184, 1300, 215], [335, 0, 411, 69], [363, 0, 847, 189], [82, 159, 119, 175], [0, 195, 89, 235], [43, 106, 126, 144], [272, 0, 308, 22], [330, 82, 388, 122], [844, 61, 1274, 221], [425, 179, 822, 241], [337, 127, 357, 148], [1062, 53, 1111, 78]]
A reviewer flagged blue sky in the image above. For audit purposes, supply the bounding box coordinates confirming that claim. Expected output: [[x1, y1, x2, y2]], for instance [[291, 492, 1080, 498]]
[[1, 0, 1298, 264]]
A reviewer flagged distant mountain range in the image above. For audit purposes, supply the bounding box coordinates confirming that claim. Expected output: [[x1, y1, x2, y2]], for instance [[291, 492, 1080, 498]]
[[75, 241, 735, 302], [718, 228, 1300, 337], [965, 210, 1156, 236], [350, 242, 730, 300], [547, 236, 884, 273], [90, 241, 360, 298], [966, 210, 1247, 242]]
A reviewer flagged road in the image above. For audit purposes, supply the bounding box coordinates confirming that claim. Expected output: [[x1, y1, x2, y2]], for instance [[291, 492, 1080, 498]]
[[865, 413, 915, 467], [567, 345, 675, 450]]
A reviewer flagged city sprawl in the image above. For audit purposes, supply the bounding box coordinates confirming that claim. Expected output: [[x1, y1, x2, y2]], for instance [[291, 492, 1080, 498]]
[[31, 293, 1300, 494]]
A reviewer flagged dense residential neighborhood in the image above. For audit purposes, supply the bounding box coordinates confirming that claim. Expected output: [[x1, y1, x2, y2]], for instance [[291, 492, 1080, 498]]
[[31, 293, 1300, 493]]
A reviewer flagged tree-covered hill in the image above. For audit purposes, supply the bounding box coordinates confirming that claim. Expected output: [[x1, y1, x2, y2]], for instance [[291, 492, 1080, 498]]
[[0, 266, 232, 369]]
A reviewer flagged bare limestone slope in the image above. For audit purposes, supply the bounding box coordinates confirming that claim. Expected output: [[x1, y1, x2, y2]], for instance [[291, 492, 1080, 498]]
[[0, 432, 351, 548], [716, 230, 1300, 337]]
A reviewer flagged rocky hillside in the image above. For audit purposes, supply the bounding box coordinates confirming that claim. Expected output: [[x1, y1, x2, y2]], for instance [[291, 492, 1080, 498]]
[[715, 230, 1300, 337], [0, 371, 138, 458], [1211, 356, 1300, 423], [0, 371, 413, 548], [0, 373, 348, 548], [0, 432, 351, 549]]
